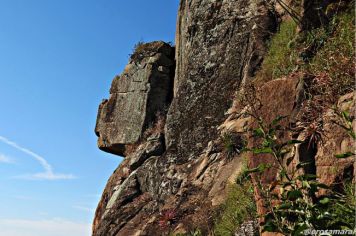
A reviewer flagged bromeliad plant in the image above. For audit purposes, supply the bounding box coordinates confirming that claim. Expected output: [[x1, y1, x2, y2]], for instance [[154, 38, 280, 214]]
[[222, 131, 245, 159], [159, 208, 177, 229], [241, 115, 355, 235]]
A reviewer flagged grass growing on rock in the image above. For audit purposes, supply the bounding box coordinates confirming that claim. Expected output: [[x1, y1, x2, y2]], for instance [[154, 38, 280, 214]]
[[255, 5, 355, 97], [307, 9, 355, 96], [255, 19, 298, 82], [213, 183, 256, 236]]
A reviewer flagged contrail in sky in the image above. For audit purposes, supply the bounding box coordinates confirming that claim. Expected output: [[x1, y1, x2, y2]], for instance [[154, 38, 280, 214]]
[[0, 136, 76, 180]]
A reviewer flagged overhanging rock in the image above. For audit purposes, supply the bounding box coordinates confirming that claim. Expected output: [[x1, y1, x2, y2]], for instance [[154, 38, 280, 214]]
[[95, 41, 175, 156]]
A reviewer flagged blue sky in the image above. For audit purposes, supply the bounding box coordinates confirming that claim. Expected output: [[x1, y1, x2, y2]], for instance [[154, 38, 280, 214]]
[[0, 1, 179, 235]]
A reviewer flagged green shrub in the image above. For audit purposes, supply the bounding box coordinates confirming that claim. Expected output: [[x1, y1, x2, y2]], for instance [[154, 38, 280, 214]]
[[213, 183, 256, 236], [243, 115, 355, 235], [344, 181, 356, 211]]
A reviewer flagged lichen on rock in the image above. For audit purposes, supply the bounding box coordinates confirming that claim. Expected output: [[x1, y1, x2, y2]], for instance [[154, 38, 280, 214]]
[[92, 0, 355, 235], [93, 0, 277, 234], [95, 41, 175, 157]]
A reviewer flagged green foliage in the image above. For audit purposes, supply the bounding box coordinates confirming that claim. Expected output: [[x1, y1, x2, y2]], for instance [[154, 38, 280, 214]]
[[344, 181, 356, 211], [243, 115, 355, 235], [236, 156, 253, 184], [241, 4, 355, 235], [244, 115, 302, 180], [213, 183, 256, 236], [256, 20, 298, 81], [221, 132, 243, 159], [256, 7, 355, 98], [338, 110, 355, 139], [335, 152, 354, 159], [238, 163, 272, 185], [263, 177, 356, 234]]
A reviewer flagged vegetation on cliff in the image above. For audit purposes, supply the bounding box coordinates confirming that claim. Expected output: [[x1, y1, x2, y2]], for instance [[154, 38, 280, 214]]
[[257, 3, 354, 98], [213, 181, 256, 235], [227, 1, 356, 235], [241, 114, 355, 235], [93, 1, 355, 235]]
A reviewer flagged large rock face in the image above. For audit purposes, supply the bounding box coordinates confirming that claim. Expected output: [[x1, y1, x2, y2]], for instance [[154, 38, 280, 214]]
[[93, 1, 276, 235], [93, 1, 355, 235], [166, 0, 276, 162], [95, 41, 175, 156]]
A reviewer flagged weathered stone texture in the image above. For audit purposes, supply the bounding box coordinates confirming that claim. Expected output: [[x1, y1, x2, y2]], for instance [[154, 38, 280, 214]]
[[93, 1, 355, 235], [93, 0, 277, 235], [95, 41, 174, 156], [92, 133, 165, 236], [166, 0, 276, 162], [315, 92, 355, 188], [223, 74, 355, 233]]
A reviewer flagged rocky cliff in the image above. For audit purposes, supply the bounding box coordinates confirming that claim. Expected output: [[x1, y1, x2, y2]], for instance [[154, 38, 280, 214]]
[[93, 1, 355, 235]]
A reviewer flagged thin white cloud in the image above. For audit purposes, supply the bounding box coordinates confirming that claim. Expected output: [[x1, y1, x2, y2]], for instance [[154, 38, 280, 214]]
[[0, 218, 91, 236], [16, 172, 76, 181], [0, 153, 14, 164], [0, 136, 76, 180]]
